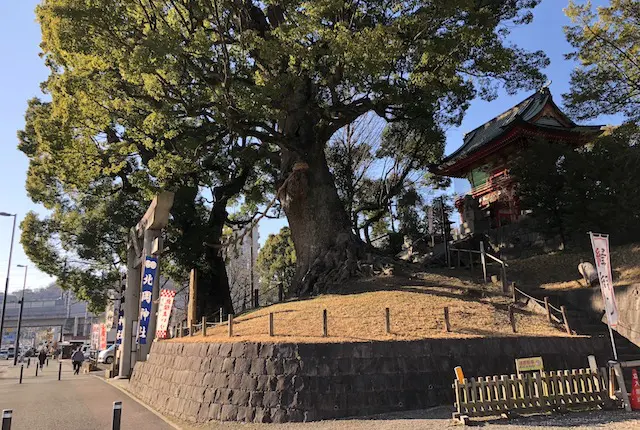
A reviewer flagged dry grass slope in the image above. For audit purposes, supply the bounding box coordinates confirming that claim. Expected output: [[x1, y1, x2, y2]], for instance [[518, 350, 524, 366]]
[[169, 271, 570, 344]]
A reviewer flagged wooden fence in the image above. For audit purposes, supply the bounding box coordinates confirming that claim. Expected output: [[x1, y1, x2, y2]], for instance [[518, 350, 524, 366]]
[[453, 368, 610, 424]]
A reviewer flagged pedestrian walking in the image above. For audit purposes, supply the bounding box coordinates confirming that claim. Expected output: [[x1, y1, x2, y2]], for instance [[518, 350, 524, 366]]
[[71, 347, 85, 375], [38, 349, 47, 370]]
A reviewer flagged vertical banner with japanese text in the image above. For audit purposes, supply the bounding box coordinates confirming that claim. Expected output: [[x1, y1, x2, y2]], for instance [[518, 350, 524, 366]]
[[91, 324, 100, 350], [105, 302, 115, 331], [99, 323, 107, 350], [115, 309, 124, 345], [137, 256, 158, 344], [589, 232, 619, 327], [156, 289, 176, 339]]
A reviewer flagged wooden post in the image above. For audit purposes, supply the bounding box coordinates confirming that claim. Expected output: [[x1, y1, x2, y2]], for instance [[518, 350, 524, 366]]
[[322, 309, 328, 337], [501, 263, 508, 294], [202, 316, 207, 337], [509, 305, 516, 333], [609, 365, 616, 400], [269, 312, 274, 337], [511, 282, 517, 303], [480, 241, 487, 283], [385, 308, 391, 334], [228, 314, 234, 337], [278, 283, 284, 303], [189, 321, 194, 337], [560, 305, 571, 335], [188, 268, 197, 327], [443, 307, 451, 332], [253, 289, 259, 308], [219, 307, 223, 323], [544, 297, 551, 322]]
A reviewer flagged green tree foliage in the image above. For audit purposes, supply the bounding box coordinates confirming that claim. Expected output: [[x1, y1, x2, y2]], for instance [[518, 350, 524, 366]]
[[257, 227, 296, 295], [564, 0, 640, 122], [511, 125, 640, 246], [30, 0, 547, 298], [21, 3, 278, 313], [510, 140, 572, 245]]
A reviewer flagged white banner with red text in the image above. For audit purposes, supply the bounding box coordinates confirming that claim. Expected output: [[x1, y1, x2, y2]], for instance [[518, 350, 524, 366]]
[[155, 289, 176, 339], [589, 232, 619, 327]]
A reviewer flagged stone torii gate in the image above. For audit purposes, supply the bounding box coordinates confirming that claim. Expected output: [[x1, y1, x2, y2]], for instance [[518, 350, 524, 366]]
[[118, 192, 174, 378]]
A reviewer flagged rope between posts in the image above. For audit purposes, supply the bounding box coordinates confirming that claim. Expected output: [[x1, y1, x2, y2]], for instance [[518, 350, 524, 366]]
[[548, 303, 563, 314], [515, 287, 545, 305], [514, 287, 563, 316]]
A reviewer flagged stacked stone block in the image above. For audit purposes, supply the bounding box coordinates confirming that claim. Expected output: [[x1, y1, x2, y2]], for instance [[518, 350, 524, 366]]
[[129, 336, 610, 424]]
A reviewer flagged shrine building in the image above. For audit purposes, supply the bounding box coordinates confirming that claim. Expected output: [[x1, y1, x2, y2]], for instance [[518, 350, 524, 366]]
[[433, 87, 604, 237]]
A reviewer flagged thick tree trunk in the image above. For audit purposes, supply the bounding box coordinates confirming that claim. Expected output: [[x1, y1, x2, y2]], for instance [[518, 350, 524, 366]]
[[171, 186, 234, 319], [197, 195, 234, 318], [279, 115, 370, 296], [197, 248, 234, 318]]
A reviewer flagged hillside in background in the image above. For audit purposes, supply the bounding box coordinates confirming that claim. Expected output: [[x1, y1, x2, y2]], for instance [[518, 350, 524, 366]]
[[508, 243, 640, 291]]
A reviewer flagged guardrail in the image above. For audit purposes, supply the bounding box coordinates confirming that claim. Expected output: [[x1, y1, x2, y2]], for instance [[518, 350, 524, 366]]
[[453, 368, 611, 424], [449, 241, 509, 293]]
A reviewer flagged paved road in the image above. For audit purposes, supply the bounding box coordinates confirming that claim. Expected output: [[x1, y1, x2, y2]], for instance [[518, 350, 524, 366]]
[[0, 360, 172, 429]]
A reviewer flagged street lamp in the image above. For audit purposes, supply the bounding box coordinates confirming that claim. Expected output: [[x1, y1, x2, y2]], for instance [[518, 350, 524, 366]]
[[13, 265, 27, 365], [0, 212, 17, 352]]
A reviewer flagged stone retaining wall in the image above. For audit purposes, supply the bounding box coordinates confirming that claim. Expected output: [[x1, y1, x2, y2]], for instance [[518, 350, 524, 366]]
[[564, 284, 640, 348], [129, 336, 610, 424]]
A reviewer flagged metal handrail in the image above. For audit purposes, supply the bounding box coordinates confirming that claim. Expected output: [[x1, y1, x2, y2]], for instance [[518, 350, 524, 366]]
[[484, 252, 509, 267], [450, 248, 481, 254]]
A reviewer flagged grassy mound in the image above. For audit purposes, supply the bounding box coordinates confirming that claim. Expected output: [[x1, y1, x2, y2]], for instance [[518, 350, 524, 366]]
[[170, 271, 570, 344]]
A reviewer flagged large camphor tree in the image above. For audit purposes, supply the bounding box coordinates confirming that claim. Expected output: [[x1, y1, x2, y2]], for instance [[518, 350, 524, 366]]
[[30, 0, 548, 302], [564, 0, 640, 123]]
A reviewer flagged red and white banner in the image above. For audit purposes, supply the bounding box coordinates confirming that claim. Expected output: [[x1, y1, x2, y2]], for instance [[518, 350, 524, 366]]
[[156, 289, 176, 339], [99, 323, 107, 350], [91, 324, 100, 350], [589, 232, 619, 327]]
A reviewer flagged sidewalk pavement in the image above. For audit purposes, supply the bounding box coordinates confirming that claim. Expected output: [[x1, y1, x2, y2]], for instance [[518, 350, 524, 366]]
[[0, 359, 172, 429]]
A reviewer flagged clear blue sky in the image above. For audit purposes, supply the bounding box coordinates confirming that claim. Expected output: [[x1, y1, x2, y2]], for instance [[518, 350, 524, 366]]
[[0, 1, 620, 292]]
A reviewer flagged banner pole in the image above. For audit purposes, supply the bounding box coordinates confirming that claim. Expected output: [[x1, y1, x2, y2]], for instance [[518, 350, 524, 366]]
[[608, 322, 619, 361]]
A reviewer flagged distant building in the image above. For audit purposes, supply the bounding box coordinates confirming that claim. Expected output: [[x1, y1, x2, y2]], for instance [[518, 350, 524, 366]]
[[433, 87, 604, 237]]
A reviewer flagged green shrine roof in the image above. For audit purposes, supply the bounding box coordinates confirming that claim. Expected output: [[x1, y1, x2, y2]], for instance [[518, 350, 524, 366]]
[[436, 88, 604, 174]]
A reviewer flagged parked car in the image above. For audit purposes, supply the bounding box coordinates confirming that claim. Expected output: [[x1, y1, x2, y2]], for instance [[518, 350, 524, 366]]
[[80, 344, 93, 360], [0, 350, 7, 360], [97, 344, 115, 364], [3, 347, 15, 360]]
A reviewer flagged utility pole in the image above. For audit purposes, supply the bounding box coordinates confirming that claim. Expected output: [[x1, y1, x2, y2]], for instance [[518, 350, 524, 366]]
[[0, 212, 16, 352], [13, 265, 27, 365]]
